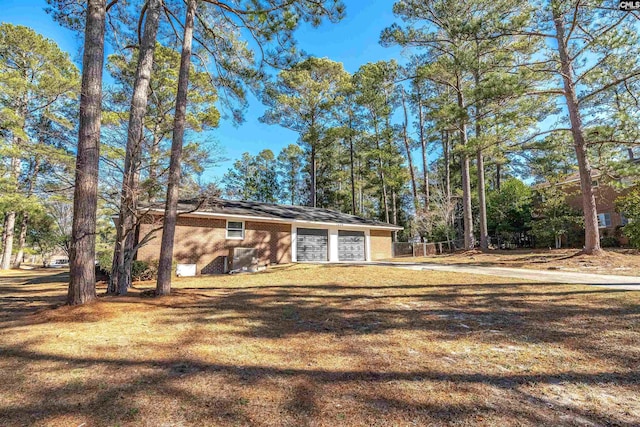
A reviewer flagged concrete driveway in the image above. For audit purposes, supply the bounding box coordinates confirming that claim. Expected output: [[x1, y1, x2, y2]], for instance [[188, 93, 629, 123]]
[[364, 261, 640, 290]]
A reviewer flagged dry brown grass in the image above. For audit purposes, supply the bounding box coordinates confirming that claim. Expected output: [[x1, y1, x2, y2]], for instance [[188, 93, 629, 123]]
[[395, 248, 640, 276], [1, 264, 639, 426]]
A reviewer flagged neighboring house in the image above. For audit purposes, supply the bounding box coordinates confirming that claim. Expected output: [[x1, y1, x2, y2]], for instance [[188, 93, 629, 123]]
[[538, 168, 633, 246], [565, 172, 629, 242], [135, 199, 402, 274]]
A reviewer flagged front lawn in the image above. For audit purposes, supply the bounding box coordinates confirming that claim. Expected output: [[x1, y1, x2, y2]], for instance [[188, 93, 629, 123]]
[[1, 265, 639, 426], [393, 248, 640, 276]]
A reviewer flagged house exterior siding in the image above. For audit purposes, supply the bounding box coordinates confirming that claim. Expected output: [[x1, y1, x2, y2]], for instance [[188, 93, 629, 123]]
[[136, 215, 292, 274], [370, 229, 393, 260]]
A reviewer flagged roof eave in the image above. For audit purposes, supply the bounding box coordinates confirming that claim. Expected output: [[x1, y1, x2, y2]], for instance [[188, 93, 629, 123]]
[[143, 208, 404, 231]]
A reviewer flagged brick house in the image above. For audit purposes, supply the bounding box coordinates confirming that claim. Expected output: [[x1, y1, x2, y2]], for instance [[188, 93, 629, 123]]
[[541, 169, 632, 246], [135, 199, 402, 274]]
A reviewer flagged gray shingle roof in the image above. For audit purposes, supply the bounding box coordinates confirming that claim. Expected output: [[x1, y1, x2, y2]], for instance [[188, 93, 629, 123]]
[[165, 198, 401, 229]]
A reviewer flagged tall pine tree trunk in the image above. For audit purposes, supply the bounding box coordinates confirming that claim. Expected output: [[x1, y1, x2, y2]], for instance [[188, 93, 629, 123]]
[[13, 213, 28, 268], [357, 158, 363, 215], [373, 119, 389, 223], [1, 211, 16, 270], [14, 157, 40, 268], [442, 130, 454, 231], [552, 5, 601, 255], [1, 156, 21, 270], [1, 215, 7, 261], [418, 90, 429, 209], [378, 152, 389, 223], [349, 131, 356, 215], [2, 84, 28, 270], [475, 118, 488, 250], [156, 0, 197, 296], [473, 68, 488, 251], [1, 215, 8, 267], [392, 189, 397, 225], [401, 88, 419, 212], [461, 150, 474, 250], [457, 83, 474, 250], [392, 189, 398, 241], [110, 0, 163, 295], [310, 144, 317, 207], [290, 166, 296, 205], [476, 148, 488, 250], [443, 130, 451, 214], [67, 0, 106, 305]]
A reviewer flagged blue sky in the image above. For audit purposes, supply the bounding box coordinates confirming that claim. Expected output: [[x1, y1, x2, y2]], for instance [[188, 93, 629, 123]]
[[3, 0, 403, 183]]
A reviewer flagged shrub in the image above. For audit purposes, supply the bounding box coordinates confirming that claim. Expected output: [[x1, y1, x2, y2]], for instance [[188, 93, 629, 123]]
[[131, 260, 157, 281], [487, 178, 532, 236], [428, 224, 457, 243], [530, 185, 583, 248], [96, 249, 113, 276], [600, 236, 619, 248], [616, 184, 640, 249]]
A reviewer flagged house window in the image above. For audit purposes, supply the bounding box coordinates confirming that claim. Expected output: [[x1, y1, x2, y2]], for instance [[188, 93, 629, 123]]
[[591, 180, 599, 187], [226, 221, 244, 239], [597, 213, 612, 228], [621, 213, 629, 226]]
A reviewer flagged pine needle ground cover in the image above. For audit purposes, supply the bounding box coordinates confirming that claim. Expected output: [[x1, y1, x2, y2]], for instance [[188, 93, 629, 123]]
[[396, 249, 640, 276], [1, 265, 639, 426]]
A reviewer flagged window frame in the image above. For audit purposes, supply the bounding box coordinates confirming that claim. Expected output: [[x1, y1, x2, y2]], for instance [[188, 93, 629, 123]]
[[226, 220, 245, 240], [597, 213, 612, 228]]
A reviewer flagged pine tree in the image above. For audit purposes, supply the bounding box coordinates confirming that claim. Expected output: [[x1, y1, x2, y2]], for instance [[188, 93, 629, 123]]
[[156, 0, 345, 295], [223, 150, 279, 202], [223, 153, 259, 200], [261, 57, 350, 207], [68, 0, 106, 304], [501, 0, 640, 254], [382, 3, 476, 248], [0, 24, 78, 270], [254, 150, 279, 203], [156, 0, 198, 297], [110, 0, 163, 295], [276, 144, 305, 205], [105, 44, 221, 202], [353, 61, 401, 224], [382, 0, 543, 249], [332, 76, 363, 215]]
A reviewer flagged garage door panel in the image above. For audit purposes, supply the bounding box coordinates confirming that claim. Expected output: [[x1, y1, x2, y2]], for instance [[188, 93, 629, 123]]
[[338, 230, 365, 261], [297, 228, 328, 262]]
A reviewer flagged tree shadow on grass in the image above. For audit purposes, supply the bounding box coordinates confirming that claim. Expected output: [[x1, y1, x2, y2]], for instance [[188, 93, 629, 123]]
[[144, 280, 640, 370], [0, 274, 69, 323], [0, 342, 638, 426], [0, 271, 70, 321], [0, 270, 69, 286], [2, 267, 640, 425]]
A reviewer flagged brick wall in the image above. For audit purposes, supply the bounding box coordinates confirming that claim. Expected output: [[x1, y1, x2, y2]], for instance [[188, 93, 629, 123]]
[[563, 181, 630, 244], [370, 230, 393, 260], [136, 215, 292, 274]]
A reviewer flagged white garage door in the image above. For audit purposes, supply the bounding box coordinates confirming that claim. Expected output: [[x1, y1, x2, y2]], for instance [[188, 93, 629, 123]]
[[338, 230, 365, 261], [296, 228, 328, 262]]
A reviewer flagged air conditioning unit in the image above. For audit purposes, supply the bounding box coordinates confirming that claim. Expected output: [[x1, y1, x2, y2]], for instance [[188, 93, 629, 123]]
[[229, 247, 258, 272]]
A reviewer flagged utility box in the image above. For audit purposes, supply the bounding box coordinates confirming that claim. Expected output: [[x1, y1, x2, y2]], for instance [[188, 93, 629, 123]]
[[176, 263, 197, 277], [229, 247, 258, 271]]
